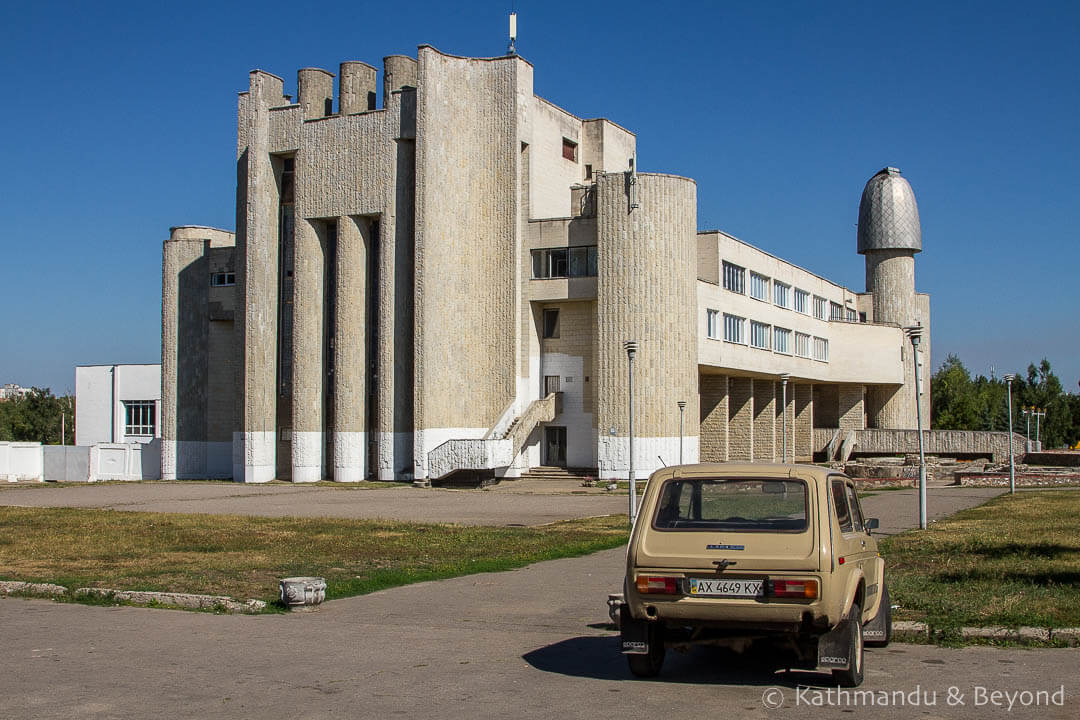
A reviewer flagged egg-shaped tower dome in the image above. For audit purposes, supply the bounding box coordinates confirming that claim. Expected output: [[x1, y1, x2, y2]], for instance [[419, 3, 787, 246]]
[[857, 167, 922, 254]]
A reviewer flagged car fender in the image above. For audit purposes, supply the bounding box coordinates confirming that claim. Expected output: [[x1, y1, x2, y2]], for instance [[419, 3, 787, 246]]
[[838, 568, 865, 623], [863, 557, 886, 619]]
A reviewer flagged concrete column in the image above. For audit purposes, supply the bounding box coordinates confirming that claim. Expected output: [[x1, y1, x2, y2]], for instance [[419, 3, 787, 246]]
[[699, 374, 728, 462], [794, 383, 813, 461], [753, 379, 776, 461], [333, 216, 369, 482], [234, 70, 284, 483], [291, 218, 326, 482], [298, 68, 335, 120], [866, 251, 918, 429], [383, 55, 417, 108], [340, 62, 377, 114], [728, 377, 753, 461], [838, 384, 865, 432]]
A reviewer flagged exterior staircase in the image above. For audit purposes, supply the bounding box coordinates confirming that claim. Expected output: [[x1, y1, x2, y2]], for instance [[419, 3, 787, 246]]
[[517, 466, 599, 482], [427, 393, 562, 482]]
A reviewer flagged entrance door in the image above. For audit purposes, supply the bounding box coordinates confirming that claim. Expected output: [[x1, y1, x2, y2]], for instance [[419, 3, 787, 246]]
[[544, 426, 567, 467]]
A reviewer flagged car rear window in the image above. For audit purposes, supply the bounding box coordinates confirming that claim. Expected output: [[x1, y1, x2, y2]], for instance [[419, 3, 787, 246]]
[[652, 477, 808, 532]]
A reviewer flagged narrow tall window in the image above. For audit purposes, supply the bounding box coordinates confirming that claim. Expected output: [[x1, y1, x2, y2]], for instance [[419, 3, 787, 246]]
[[722, 262, 745, 294], [542, 309, 560, 339], [750, 321, 771, 349], [749, 272, 770, 301], [706, 309, 719, 339], [813, 295, 827, 320], [723, 313, 745, 344]]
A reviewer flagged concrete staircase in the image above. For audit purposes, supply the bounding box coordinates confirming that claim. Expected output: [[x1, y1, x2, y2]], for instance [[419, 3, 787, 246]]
[[517, 466, 598, 482], [427, 393, 561, 482]]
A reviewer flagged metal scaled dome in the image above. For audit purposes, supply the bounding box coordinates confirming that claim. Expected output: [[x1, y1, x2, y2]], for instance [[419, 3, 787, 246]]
[[857, 167, 922, 254]]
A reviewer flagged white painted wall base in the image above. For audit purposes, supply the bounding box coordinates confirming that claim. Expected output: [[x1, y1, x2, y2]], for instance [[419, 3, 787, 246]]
[[333, 431, 366, 482], [598, 436, 700, 479], [232, 431, 276, 483], [291, 431, 324, 483], [375, 432, 413, 482], [163, 441, 232, 479], [0, 442, 43, 482], [413, 427, 488, 480]]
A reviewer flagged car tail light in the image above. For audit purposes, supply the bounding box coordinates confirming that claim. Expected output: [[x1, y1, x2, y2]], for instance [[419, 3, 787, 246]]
[[767, 579, 819, 599], [636, 576, 680, 594]]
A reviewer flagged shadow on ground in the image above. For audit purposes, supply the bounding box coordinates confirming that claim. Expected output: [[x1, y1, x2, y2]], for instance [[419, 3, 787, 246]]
[[523, 634, 847, 687]]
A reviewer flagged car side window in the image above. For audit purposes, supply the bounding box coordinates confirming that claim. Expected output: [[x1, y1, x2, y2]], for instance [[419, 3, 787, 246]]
[[832, 480, 853, 533], [845, 484, 864, 532]]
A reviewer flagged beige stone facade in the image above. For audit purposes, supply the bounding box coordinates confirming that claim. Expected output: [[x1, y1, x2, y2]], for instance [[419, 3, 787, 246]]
[[162, 46, 931, 483]]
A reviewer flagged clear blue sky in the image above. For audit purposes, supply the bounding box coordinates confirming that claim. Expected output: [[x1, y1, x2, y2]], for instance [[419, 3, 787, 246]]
[[2, 1, 1077, 395]]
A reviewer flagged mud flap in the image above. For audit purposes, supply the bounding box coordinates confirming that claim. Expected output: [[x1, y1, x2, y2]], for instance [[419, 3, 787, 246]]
[[817, 620, 853, 670], [620, 606, 650, 655], [862, 610, 888, 643]]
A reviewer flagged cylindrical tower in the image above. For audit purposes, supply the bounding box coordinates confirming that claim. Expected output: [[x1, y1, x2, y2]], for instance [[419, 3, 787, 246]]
[[596, 172, 699, 477], [859, 167, 926, 429]]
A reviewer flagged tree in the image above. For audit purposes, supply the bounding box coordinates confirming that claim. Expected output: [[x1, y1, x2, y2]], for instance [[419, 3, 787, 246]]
[[0, 388, 75, 445]]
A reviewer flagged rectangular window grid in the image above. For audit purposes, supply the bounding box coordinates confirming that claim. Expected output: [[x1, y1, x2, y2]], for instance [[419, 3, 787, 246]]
[[813, 336, 829, 362], [750, 320, 771, 349], [749, 272, 770, 301], [723, 313, 745, 344], [774, 327, 792, 354], [706, 309, 719, 339], [722, 261, 745, 294], [795, 331, 811, 358], [531, 246, 598, 279], [211, 272, 236, 287], [830, 302, 844, 321], [846, 307, 858, 322], [774, 281, 790, 308], [794, 288, 809, 314], [124, 401, 156, 437], [813, 295, 828, 320]]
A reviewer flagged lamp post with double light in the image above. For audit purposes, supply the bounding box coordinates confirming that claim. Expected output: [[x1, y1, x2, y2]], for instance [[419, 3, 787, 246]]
[[624, 340, 639, 524], [1004, 373, 1016, 494], [779, 373, 790, 463]]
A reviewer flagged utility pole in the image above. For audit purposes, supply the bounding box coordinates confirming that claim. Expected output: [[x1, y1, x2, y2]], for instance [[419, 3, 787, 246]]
[[623, 340, 639, 525], [1004, 374, 1016, 494], [677, 400, 686, 465], [906, 327, 927, 529]]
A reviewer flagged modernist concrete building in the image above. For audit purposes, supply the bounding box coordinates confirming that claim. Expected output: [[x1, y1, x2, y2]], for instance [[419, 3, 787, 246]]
[[75, 364, 162, 446], [162, 46, 930, 484]]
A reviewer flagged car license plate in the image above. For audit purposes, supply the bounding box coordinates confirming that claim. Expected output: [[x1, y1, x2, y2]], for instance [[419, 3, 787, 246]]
[[688, 578, 763, 598]]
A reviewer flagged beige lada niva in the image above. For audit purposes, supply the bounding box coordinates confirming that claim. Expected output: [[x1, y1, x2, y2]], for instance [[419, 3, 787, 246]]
[[619, 463, 891, 686]]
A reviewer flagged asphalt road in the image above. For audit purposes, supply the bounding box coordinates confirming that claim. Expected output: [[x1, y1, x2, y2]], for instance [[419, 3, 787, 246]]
[[2, 546, 1075, 720]]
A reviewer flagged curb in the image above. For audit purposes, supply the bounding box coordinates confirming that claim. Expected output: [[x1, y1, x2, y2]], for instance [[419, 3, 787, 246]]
[[0, 581, 266, 613], [890, 620, 1080, 646]]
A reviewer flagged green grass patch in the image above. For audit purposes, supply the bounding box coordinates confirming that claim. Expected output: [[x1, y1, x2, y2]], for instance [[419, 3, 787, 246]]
[[880, 489, 1080, 634], [0, 507, 628, 609]]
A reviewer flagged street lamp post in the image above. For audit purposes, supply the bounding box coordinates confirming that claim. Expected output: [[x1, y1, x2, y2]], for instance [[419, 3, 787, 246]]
[[624, 340, 639, 525], [779, 374, 790, 463], [1004, 374, 1016, 494], [1022, 406, 1031, 453], [905, 326, 928, 529], [677, 400, 686, 465], [1033, 408, 1046, 452]]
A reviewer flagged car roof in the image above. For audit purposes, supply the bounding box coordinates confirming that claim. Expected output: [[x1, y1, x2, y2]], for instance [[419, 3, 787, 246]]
[[647, 463, 838, 483]]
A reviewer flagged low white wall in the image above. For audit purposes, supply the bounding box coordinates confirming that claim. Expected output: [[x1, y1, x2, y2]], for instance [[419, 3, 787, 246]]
[[89, 440, 161, 482], [0, 441, 44, 482]]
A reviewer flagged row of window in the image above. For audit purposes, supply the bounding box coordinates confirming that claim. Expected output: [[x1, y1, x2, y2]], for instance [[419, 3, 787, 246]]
[[722, 261, 859, 322], [707, 310, 829, 362]]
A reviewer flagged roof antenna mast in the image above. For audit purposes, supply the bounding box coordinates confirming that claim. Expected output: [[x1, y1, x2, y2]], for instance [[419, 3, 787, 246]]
[[508, 11, 517, 55]]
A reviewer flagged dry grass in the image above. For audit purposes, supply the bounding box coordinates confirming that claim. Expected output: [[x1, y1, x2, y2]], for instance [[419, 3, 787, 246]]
[[0, 508, 628, 605], [880, 490, 1080, 632]]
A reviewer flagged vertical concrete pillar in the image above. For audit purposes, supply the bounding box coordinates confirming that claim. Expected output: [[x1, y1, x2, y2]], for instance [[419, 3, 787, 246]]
[[298, 68, 335, 120], [794, 383, 813, 461], [838, 384, 865, 432], [291, 218, 326, 482], [753, 379, 776, 461], [234, 70, 285, 483], [339, 62, 377, 114], [727, 377, 753, 461], [699, 374, 728, 462], [383, 55, 417, 108], [333, 216, 370, 482]]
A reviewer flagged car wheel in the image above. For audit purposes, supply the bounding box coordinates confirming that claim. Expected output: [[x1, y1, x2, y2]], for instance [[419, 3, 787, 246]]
[[864, 584, 892, 648], [627, 622, 665, 678], [832, 602, 864, 688]]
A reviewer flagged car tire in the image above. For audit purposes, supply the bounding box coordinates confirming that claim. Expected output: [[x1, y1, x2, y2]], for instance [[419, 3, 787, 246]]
[[832, 602, 864, 688], [627, 622, 665, 678], [864, 584, 892, 648]]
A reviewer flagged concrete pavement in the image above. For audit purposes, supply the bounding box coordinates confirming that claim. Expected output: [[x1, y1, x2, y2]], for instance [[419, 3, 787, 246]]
[[2, 546, 1075, 719]]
